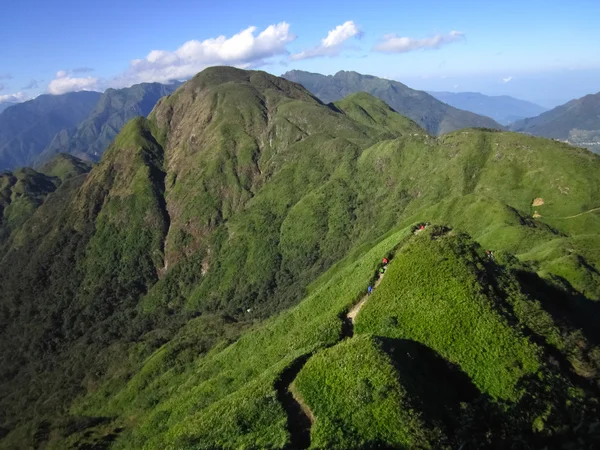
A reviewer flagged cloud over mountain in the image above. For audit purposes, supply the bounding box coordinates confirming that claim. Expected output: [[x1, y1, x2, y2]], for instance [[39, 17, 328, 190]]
[[47, 70, 99, 95], [0, 92, 29, 103], [290, 21, 362, 60], [113, 22, 295, 86]]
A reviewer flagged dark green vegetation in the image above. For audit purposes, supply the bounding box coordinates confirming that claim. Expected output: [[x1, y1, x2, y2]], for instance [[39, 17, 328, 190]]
[[38, 82, 181, 164], [511, 91, 600, 154], [0, 91, 101, 170], [0, 154, 90, 254], [428, 91, 547, 125], [1, 66, 600, 449], [282, 69, 503, 135]]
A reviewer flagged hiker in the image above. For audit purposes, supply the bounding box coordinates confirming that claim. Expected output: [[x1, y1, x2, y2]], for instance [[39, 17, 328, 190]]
[[379, 267, 385, 275], [368, 285, 373, 295], [419, 224, 425, 231], [382, 257, 388, 265]]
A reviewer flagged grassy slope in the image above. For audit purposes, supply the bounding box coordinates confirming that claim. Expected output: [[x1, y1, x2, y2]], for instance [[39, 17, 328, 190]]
[[355, 229, 541, 400], [0, 167, 60, 253], [295, 228, 598, 448], [293, 335, 435, 449], [68, 227, 413, 449]]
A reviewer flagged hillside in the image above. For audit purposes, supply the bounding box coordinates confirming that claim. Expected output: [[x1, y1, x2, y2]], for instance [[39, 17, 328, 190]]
[[282, 69, 503, 135], [38, 82, 181, 164], [0, 103, 16, 114], [0, 153, 90, 254], [0, 67, 600, 449], [428, 91, 547, 125], [511, 91, 600, 154], [0, 91, 101, 170]]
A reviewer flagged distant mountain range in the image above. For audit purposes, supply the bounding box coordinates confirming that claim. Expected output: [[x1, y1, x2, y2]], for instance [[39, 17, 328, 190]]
[[0, 92, 101, 170], [0, 82, 180, 171], [37, 82, 180, 164], [0, 102, 16, 114], [510, 91, 600, 154], [427, 91, 547, 125], [282, 70, 503, 135]]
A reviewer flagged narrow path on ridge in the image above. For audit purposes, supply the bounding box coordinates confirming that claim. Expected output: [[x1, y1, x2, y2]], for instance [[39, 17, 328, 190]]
[[555, 207, 600, 219], [347, 272, 384, 324], [275, 225, 427, 449], [276, 260, 390, 449]]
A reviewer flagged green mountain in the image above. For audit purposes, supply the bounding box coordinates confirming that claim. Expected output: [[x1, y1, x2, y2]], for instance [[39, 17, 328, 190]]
[[281, 70, 504, 135], [511, 91, 600, 154], [0, 92, 101, 170], [0, 153, 90, 254], [428, 91, 547, 125], [38, 82, 181, 164], [1, 67, 600, 449]]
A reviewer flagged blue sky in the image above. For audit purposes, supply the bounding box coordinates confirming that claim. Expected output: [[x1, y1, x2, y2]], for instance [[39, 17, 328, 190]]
[[1, 0, 599, 107]]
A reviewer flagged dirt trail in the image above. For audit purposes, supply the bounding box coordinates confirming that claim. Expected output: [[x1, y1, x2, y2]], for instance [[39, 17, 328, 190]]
[[556, 207, 600, 220], [347, 272, 384, 323], [275, 355, 313, 450], [276, 252, 396, 449]]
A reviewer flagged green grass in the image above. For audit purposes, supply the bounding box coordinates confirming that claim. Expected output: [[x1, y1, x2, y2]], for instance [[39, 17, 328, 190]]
[[355, 227, 542, 400], [293, 335, 434, 449], [73, 226, 413, 448]]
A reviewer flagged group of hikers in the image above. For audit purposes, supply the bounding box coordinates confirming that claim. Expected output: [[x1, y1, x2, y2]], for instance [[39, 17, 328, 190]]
[[367, 257, 389, 295]]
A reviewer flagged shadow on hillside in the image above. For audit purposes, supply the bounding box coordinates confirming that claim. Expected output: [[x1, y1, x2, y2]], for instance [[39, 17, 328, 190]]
[[515, 270, 600, 346], [376, 338, 480, 431]]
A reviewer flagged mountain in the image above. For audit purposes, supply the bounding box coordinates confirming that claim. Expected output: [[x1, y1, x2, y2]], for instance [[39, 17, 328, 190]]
[[1, 67, 600, 449], [38, 82, 181, 164], [0, 103, 16, 114], [0, 92, 101, 170], [511, 91, 600, 154], [0, 153, 90, 253], [281, 70, 503, 135], [428, 91, 547, 125]]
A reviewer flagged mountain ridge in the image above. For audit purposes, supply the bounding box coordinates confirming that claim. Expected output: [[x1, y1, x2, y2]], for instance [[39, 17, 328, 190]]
[[0, 91, 101, 170], [38, 81, 181, 164], [511, 91, 600, 154], [281, 69, 504, 135]]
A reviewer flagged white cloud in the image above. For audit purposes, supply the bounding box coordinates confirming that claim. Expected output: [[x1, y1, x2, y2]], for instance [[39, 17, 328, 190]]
[[113, 22, 295, 86], [0, 92, 30, 104], [373, 30, 464, 53], [502, 76, 513, 83], [290, 21, 361, 61], [47, 70, 99, 95]]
